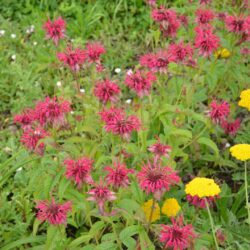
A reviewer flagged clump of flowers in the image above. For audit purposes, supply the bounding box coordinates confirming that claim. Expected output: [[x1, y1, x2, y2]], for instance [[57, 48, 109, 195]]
[[21, 127, 49, 155], [142, 199, 160, 222], [137, 159, 180, 200], [64, 157, 94, 188], [185, 177, 221, 208], [36, 198, 72, 225], [162, 198, 181, 218], [14, 108, 35, 130], [159, 217, 196, 250], [94, 79, 120, 103], [214, 48, 231, 59], [195, 9, 214, 25], [208, 100, 230, 124], [124, 70, 156, 97], [238, 89, 250, 111], [230, 144, 250, 161], [57, 46, 86, 71], [43, 17, 66, 46], [104, 161, 134, 189]]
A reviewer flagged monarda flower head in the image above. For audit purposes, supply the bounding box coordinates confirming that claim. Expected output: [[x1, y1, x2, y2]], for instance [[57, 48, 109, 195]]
[[34, 97, 71, 127], [57, 46, 86, 71], [230, 144, 250, 161], [36, 198, 72, 225], [43, 17, 66, 46], [225, 15, 247, 34], [208, 100, 230, 124], [148, 138, 172, 160], [160, 217, 196, 250], [14, 108, 35, 130], [64, 157, 94, 188], [124, 70, 156, 97], [221, 119, 241, 135], [94, 79, 120, 103], [238, 89, 250, 111], [194, 25, 220, 57], [104, 161, 134, 189], [137, 159, 180, 200], [195, 8, 214, 25], [185, 177, 221, 208], [168, 41, 193, 63], [87, 180, 116, 214], [21, 127, 49, 155], [99, 107, 125, 124]]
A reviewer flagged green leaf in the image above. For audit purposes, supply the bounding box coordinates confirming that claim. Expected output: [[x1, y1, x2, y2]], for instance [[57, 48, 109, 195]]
[[197, 137, 219, 157], [119, 225, 141, 249]]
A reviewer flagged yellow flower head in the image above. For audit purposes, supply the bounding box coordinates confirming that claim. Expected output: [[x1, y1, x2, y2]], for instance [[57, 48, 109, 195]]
[[162, 198, 181, 218], [215, 48, 231, 59], [142, 199, 160, 223], [230, 144, 250, 161], [238, 89, 250, 111], [185, 177, 221, 198]]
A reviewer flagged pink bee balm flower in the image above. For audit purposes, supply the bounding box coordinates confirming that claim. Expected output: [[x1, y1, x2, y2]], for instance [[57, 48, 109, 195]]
[[241, 47, 250, 55], [225, 15, 247, 34], [99, 108, 125, 124], [200, 0, 212, 4], [178, 15, 189, 27], [221, 119, 241, 135], [168, 42, 193, 63], [139, 53, 157, 70], [57, 46, 86, 71], [194, 25, 220, 57], [21, 127, 49, 155], [14, 108, 35, 130], [186, 194, 218, 209], [36, 198, 72, 225], [148, 139, 172, 160], [137, 160, 180, 200], [125, 70, 156, 97], [64, 157, 94, 188], [104, 112, 141, 140], [34, 97, 71, 127], [94, 79, 120, 103], [87, 181, 116, 214], [152, 7, 180, 38], [43, 17, 66, 46], [209, 100, 230, 124], [195, 9, 215, 25], [160, 217, 196, 250], [104, 162, 134, 189]]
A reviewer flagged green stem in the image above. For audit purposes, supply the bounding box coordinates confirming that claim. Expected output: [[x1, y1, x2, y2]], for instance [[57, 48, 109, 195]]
[[147, 198, 156, 232], [205, 199, 219, 250], [244, 161, 250, 224]]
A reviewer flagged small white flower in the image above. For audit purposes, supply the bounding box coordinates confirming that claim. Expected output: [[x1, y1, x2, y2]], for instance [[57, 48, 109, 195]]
[[56, 81, 62, 87], [26, 29, 31, 34], [0, 30, 5, 36], [11, 33, 16, 39], [70, 111, 74, 115], [225, 143, 231, 148], [16, 167, 23, 172], [3, 147, 12, 153], [80, 88, 85, 93], [115, 68, 121, 74], [11, 55, 16, 61], [127, 69, 133, 76], [126, 99, 132, 104], [33, 41, 37, 46], [30, 25, 35, 32]]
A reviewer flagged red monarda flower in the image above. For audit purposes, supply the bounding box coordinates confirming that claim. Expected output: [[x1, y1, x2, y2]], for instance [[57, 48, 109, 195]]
[[168, 41, 193, 63], [225, 15, 247, 34], [125, 70, 156, 97], [104, 161, 134, 189], [94, 79, 120, 103], [57, 46, 86, 71], [209, 100, 230, 124], [99, 108, 125, 124], [148, 139, 172, 160], [152, 7, 180, 37], [14, 108, 35, 130], [195, 9, 214, 25], [178, 15, 189, 27], [21, 127, 49, 155], [200, 0, 212, 4], [36, 198, 72, 225], [160, 217, 196, 250], [43, 17, 66, 46], [87, 181, 116, 214], [186, 194, 218, 209], [137, 160, 180, 200], [194, 25, 220, 57], [221, 119, 241, 135], [34, 97, 71, 127], [64, 157, 93, 188]]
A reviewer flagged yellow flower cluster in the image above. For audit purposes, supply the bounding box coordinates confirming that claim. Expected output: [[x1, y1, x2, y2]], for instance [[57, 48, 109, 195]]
[[238, 89, 250, 111], [142, 199, 160, 222], [185, 177, 221, 198], [162, 198, 181, 218], [215, 48, 231, 59], [230, 144, 250, 161]]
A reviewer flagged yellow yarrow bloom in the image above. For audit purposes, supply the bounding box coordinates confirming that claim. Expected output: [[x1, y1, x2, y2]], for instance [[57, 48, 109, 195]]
[[215, 48, 231, 59], [142, 199, 160, 222], [162, 198, 181, 218], [230, 144, 250, 161], [238, 89, 250, 111], [185, 177, 221, 198]]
